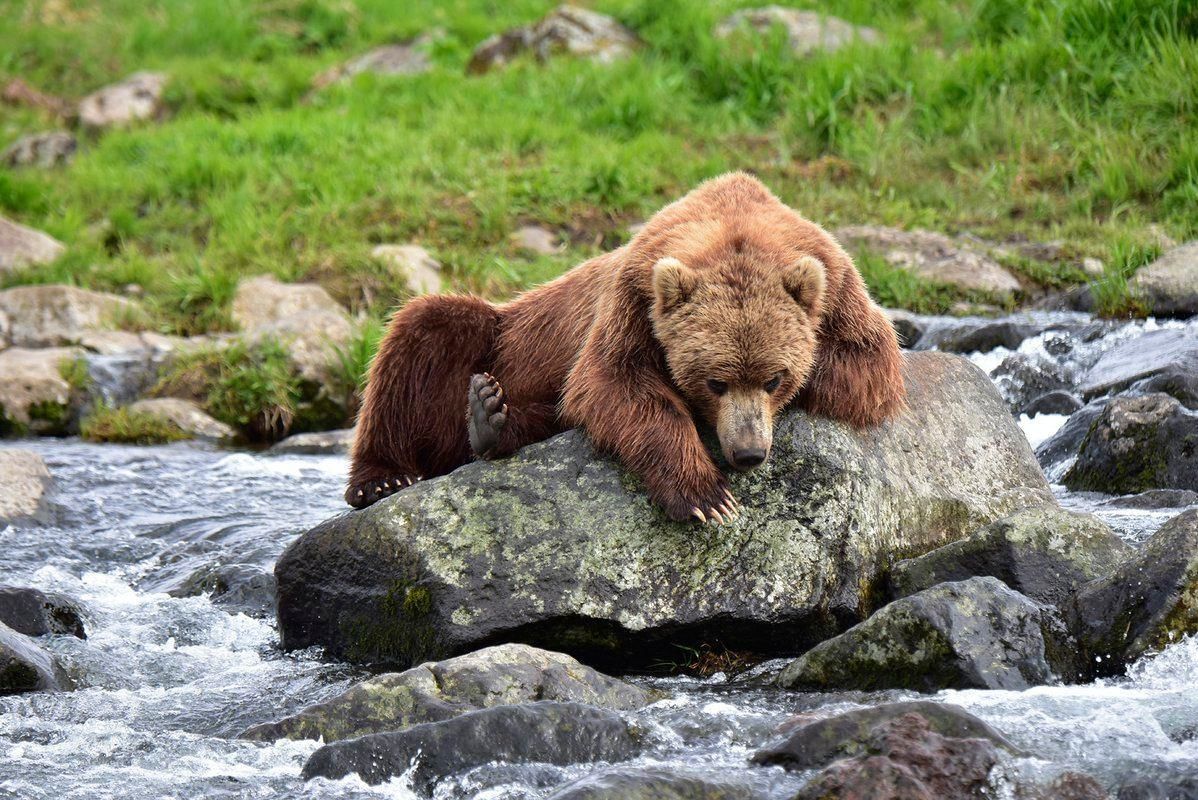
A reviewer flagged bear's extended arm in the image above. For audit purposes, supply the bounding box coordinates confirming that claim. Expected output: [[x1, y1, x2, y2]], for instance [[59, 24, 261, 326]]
[[800, 256, 906, 428], [563, 295, 733, 523]]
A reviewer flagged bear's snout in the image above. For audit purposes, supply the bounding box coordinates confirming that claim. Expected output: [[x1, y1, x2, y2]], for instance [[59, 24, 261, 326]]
[[717, 388, 773, 471], [730, 447, 767, 469]]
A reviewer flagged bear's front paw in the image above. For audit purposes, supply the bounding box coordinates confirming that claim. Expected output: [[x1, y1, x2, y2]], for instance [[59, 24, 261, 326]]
[[468, 372, 508, 459], [660, 480, 739, 525], [345, 475, 420, 509]]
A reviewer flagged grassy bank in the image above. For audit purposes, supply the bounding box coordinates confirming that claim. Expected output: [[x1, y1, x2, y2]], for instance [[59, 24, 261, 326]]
[[2, 0, 1195, 332]]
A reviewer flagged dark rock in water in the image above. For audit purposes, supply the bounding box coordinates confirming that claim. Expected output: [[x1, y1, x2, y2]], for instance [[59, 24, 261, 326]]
[[169, 563, 276, 618], [241, 643, 652, 742], [1036, 400, 1107, 471], [751, 701, 1019, 771], [1023, 390, 1083, 417], [761, 709, 1005, 800], [1027, 772, 1111, 800], [1069, 509, 1198, 679], [1064, 394, 1198, 493], [1101, 489, 1198, 510], [777, 577, 1072, 691], [1130, 366, 1198, 410], [889, 508, 1131, 610], [920, 319, 1040, 353], [1, 622, 72, 695], [884, 308, 926, 348], [546, 767, 765, 800], [275, 353, 1055, 669], [1118, 770, 1198, 800], [301, 701, 640, 789], [0, 586, 86, 638], [1080, 329, 1198, 399]]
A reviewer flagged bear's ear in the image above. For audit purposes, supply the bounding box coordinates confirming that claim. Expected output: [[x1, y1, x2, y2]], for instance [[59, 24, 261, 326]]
[[783, 255, 826, 312], [652, 257, 699, 314]]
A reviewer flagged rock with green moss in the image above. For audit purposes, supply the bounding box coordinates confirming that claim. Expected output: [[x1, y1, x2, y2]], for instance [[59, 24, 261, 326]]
[[1069, 509, 1198, 678], [0, 347, 85, 436], [301, 701, 640, 789], [1, 622, 72, 695], [276, 352, 1055, 668], [889, 507, 1132, 608], [240, 643, 653, 742], [1064, 393, 1198, 493], [777, 577, 1072, 691]]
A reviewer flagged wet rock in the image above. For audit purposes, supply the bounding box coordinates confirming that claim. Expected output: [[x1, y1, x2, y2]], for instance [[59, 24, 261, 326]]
[[1063, 394, 1198, 494], [1130, 241, 1198, 318], [1100, 489, 1198, 510], [1023, 390, 1082, 417], [269, 428, 355, 455], [0, 450, 53, 522], [1035, 399, 1107, 471], [2, 131, 76, 168], [1070, 509, 1198, 678], [1118, 771, 1198, 800], [778, 577, 1071, 691], [1130, 365, 1198, 410], [884, 308, 926, 348], [0, 284, 143, 348], [230, 276, 351, 385], [1024, 772, 1111, 800], [301, 701, 640, 788], [512, 224, 562, 255], [751, 701, 1019, 771], [0, 587, 85, 638], [275, 353, 1055, 667], [1080, 329, 1198, 399], [0, 622, 71, 695], [0, 216, 65, 274], [920, 319, 1039, 353], [370, 244, 441, 296], [836, 226, 1021, 298], [242, 643, 651, 742], [125, 398, 235, 441], [715, 7, 880, 56], [77, 71, 166, 129], [889, 507, 1132, 610], [758, 708, 1006, 800], [313, 37, 434, 88], [468, 6, 639, 74], [547, 767, 763, 800], [0, 347, 85, 436], [992, 352, 1073, 413], [170, 563, 275, 617]]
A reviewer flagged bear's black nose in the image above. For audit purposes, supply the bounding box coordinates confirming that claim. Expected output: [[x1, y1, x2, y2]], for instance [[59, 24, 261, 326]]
[[732, 448, 767, 469]]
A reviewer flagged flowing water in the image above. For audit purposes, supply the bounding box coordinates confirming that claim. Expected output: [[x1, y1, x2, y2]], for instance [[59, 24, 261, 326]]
[[2, 314, 1197, 799]]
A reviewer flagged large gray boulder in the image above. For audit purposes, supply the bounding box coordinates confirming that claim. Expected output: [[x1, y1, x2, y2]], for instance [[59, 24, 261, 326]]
[[0, 449, 53, 522], [0, 216, 65, 274], [1070, 509, 1198, 678], [1, 622, 71, 695], [1079, 328, 1198, 399], [0, 284, 143, 348], [241, 643, 652, 742], [301, 701, 640, 789], [889, 507, 1132, 609], [1131, 241, 1198, 318], [777, 577, 1071, 691], [275, 352, 1054, 667]]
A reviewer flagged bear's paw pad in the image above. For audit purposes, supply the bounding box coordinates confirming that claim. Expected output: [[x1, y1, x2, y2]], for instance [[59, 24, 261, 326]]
[[468, 372, 508, 458]]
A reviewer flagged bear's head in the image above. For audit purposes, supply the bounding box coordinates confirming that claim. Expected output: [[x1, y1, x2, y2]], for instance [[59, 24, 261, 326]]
[[650, 252, 825, 471]]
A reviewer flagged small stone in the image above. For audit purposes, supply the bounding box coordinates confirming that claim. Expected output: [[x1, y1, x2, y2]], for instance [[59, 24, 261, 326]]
[[313, 38, 434, 89], [269, 428, 356, 455], [371, 244, 442, 296], [0, 216, 65, 274], [1023, 390, 1083, 417], [0, 450, 53, 522], [468, 5, 639, 74], [883, 307, 926, 348], [126, 398, 236, 441], [512, 224, 562, 255], [1, 622, 72, 695], [1130, 241, 1198, 318], [1081, 257, 1105, 278], [77, 72, 167, 129], [716, 6, 881, 57], [2, 132, 76, 168]]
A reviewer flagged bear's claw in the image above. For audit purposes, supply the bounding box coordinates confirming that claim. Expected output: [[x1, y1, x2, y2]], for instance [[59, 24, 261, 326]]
[[345, 475, 420, 509], [692, 491, 739, 525], [468, 372, 508, 459]]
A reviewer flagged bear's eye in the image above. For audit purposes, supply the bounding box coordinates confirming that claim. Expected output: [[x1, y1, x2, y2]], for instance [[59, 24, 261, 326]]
[[707, 379, 728, 396], [765, 372, 783, 393]]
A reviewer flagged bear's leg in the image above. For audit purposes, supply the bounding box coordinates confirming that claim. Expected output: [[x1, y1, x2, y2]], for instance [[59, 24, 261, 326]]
[[346, 295, 500, 509], [468, 372, 561, 459]]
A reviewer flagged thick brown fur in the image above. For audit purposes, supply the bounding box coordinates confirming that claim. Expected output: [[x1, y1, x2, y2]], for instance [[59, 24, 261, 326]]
[[347, 172, 906, 520]]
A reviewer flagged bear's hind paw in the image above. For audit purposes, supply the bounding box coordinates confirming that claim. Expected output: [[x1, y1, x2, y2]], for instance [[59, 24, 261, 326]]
[[345, 475, 420, 509], [468, 372, 508, 459]]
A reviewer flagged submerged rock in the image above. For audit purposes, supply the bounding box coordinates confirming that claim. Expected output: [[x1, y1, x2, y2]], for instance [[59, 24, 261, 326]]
[[715, 7, 880, 56], [1100, 489, 1198, 510], [0, 216, 65, 274], [169, 563, 275, 618], [275, 352, 1054, 667], [468, 6, 639, 74], [242, 642, 650, 742], [547, 767, 764, 800], [1130, 241, 1198, 318], [0, 587, 85, 638], [126, 398, 235, 442], [77, 71, 166, 129], [301, 701, 640, 789], [1063, 393, 1198, 493], [0, 622, 71, 695], [778, 577, 1071, 691], [1070, 509, 1198, 678], [0, 284, 143, 348], [889, 507, 1132, 609], [0, 450, 53, 522], [2, 131, 76, 168]]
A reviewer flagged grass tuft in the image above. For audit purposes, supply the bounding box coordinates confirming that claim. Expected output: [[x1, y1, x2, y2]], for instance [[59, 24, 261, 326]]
[[81, 404, 192, 445]]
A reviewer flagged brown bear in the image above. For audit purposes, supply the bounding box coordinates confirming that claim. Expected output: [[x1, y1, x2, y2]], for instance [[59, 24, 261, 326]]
[[347, 172, 905, 522]]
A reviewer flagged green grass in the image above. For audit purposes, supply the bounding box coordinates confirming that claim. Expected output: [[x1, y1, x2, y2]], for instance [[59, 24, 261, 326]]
[[2, 0, 1195, 329], [80, 404, 192, 445]]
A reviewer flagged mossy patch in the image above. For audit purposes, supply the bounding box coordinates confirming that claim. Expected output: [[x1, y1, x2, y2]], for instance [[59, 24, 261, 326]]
[[80, 404, 192, 445], [343, 580, 446, 666]]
